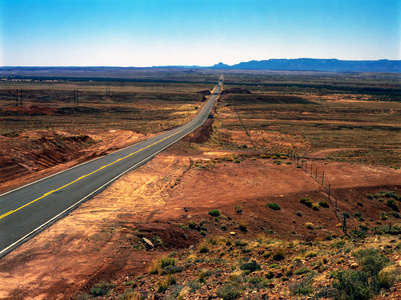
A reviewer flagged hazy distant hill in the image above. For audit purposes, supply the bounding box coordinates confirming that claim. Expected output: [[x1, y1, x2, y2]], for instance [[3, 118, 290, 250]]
[[211, 59, 401, 73]]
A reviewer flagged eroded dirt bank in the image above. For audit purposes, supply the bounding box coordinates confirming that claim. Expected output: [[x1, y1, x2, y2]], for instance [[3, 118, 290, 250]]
[[0, 129, 152, 193], [0, 136, 400, 299]]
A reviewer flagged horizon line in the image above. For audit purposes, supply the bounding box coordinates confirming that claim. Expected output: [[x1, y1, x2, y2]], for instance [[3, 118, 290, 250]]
[[1, 58, 400, 69]]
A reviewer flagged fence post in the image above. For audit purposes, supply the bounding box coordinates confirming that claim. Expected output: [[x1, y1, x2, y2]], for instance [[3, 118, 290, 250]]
[[322, 171, 325, 186]]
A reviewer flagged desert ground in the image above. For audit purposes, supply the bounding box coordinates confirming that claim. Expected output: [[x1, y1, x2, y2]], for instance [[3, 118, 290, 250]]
[[0, 70, 400, 299]]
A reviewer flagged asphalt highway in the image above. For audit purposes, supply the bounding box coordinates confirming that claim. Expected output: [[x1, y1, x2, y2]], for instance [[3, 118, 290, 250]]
[[0, 80, 222, 258]]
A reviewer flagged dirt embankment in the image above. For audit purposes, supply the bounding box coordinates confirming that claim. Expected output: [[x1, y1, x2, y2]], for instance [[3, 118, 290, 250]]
[[0, 129, 150, 193]]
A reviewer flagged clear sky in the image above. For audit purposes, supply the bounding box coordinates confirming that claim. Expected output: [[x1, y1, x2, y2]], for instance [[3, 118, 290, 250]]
[[0, 0, 400, 67]]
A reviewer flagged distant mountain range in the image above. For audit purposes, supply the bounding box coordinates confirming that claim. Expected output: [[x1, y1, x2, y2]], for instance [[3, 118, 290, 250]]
[[211, 59, 401, 73]]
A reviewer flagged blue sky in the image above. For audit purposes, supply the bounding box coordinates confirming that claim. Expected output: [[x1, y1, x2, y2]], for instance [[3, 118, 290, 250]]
[[1, 0, 400, 67]]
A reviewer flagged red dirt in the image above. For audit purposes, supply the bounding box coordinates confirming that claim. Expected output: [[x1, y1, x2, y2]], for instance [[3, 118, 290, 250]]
[[0, 117, 400, 299], [0, 136, 400, 298], [0, 129, 152, 194]]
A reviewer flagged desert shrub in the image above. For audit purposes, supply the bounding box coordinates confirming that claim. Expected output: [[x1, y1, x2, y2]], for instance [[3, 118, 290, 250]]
[[374, 190, 400, 200], [248, 276, 270, 288], [234, 206, 243, 213], [366, 193, 374, 199], [198, 243, 209, 253], [234, 240, 248, 247], [149, 256, 178, 274], [153, 235, 165, 247], [392, 211, 401, 218], [305, 251, 317, 258], [295, 210, 303, 217], [305, 222, 314, 230], [351, 229, 367, 239], [359, 223, 369, 231], [312, 203, 320, 211], [159, 265, 184, 275], [294, 267, 312, 275], [319, 199, 330, 208], [267, 202, 281, 210], [208, 210, 221, 217], [380, 212, 388, 220], [289, 275, 314, 296], [216, 283, 242, 300], [238, 221, 247, 232], [300, 197, 313, 207], [91, 281, 115, 297], [387, 199, 399, 211], [160, 257, 176, 268], [352, 248, 389, 276], [272, 248, 286, 261], [378, 265, 400, 288], [188, 280, 202, 292], [332, 270, 379, 300], [188, 220, 198, 229], [117, 289, 142, 300], [263, 251, 271, 258], [198, 269, 212, 283], [330, 240, 346, 249], [240, 260, 261, 273], [357, 201, 363, 207], [354, 211, 362, 217], [265, 270, 274, 279], [158, 276, 176, 292]]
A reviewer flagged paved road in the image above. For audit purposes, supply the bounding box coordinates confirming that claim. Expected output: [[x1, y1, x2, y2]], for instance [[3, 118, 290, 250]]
[[0, 80, 222, 258]]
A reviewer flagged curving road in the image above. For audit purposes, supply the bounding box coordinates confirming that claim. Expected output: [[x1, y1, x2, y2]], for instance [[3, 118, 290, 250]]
[[0, 80, 222, 258]]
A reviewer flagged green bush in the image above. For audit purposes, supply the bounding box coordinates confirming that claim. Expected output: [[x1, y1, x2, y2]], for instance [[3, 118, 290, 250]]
[[392, 211, 401, 219], [216, 284, 242, 300], [378, 265, 400, 289], [380, 212, 388, 220], [294, 267, 312, 275], [159, 257, 176, 268], [248, 276, 270, 288], [300, 197, 313, 207], [289, 276, 314, 296], [90, 281, 115, 297], [159, 265, 184, 275], [272, 248, 286, 261], [319, 199, 330, 208], [240, 260, 261, 273], [234, 206, 243, 213], [387, 199, 399, 211], [352, 248, 389, 276], [267, 202, 281, 210], [332, 270, 379, 300], [208, 210, 221, 217], [188, 220, 198, 229]]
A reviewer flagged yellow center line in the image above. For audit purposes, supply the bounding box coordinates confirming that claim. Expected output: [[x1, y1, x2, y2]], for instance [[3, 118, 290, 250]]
[[0, 129, 183, 220]]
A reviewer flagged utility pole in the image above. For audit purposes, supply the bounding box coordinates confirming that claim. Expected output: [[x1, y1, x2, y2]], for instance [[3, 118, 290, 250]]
[[73, 89, 79, 107], [19, 89, 22, 106], [106, 83, 111, 97]]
